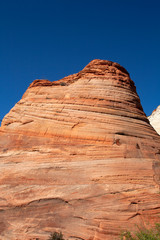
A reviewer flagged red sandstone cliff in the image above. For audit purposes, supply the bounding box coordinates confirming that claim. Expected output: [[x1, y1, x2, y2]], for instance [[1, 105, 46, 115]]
[[0, 60, 160, 240]]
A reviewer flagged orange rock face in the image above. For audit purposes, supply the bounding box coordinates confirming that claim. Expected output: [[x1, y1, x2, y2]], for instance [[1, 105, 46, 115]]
[[0, 60, 160, 240]]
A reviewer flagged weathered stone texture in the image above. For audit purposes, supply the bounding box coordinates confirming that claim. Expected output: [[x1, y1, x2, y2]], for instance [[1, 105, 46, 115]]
[[0, 60, 160, 240]]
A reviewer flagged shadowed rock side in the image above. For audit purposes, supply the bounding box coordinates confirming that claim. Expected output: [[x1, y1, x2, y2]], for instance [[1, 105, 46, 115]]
[[148, 105, 160, 135], [0, 59, 160, 240]]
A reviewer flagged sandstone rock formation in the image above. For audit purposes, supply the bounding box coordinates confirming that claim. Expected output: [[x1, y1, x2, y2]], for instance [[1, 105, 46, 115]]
[[148, 105, 160, 135], [0, 59, 160, 240]]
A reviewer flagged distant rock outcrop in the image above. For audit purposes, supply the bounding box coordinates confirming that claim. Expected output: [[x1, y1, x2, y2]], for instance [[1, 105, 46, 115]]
[[148, 105, 160, 135], [0, 60, 160, 240]]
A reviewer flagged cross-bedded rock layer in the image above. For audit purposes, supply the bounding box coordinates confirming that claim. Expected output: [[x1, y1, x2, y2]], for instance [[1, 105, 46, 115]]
[[0, 60, 160, 240]]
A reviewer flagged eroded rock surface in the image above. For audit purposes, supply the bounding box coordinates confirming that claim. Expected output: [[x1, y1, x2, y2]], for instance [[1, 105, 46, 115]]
[[148, 105, 160, 135], [0, 60, 160, 240]]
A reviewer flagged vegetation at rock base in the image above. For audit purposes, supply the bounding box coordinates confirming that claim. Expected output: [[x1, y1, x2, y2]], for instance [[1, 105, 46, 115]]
[[47, 231, 65, 240], [120, 223, 160, 240]]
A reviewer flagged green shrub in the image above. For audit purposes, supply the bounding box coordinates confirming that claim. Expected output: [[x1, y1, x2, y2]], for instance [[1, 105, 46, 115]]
[[120, 223, 160, 240], [47, 231, 65, 240]]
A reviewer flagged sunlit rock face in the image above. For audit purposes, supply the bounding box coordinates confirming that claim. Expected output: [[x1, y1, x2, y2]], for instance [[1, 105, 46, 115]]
[[148, 105, 160, 135], [0, 60, 160, 240]]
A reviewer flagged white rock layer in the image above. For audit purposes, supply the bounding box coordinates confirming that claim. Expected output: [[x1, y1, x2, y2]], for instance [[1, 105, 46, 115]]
[[148, 105, 160, 135]]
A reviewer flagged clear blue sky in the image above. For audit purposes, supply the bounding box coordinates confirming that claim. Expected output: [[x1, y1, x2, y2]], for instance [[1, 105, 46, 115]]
[[0, 0, 160, 121]]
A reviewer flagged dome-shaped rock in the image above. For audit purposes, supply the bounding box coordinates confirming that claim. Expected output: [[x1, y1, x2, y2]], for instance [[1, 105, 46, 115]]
[[0, 60, 160, 240]]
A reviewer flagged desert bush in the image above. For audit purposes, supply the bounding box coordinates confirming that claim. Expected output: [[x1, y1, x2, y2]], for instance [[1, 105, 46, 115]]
[[120, 223, 160, 240], [60, 82, 66, 86], [47, 231, 65, 240]]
